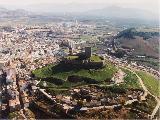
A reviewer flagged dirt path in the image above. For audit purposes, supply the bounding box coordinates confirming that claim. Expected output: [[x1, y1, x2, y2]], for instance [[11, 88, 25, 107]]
[[106, 57, 159, 118], [120, 67, 148, 99], [123, 66, 160, 119], [132, 70, 148, 100], [151, 100, 160, 118]]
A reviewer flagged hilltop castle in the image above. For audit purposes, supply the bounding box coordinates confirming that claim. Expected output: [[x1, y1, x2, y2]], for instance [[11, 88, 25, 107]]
[[62, 47, 105, 69]]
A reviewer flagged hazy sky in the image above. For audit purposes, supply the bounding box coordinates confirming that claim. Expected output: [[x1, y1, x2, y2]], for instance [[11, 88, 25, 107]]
[[0, 0, 159, 13], [0, 0, 158, 4]]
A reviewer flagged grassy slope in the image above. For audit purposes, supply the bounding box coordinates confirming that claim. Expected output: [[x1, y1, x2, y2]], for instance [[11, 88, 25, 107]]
[[121, 69, 142, 89], [136, 71, 160, 96], [33, 61, 117, 81], [66, 56, 79, 60], [90, 55, 102, 62], [34, 62, 144, 95], [33, 61, 117, 94]]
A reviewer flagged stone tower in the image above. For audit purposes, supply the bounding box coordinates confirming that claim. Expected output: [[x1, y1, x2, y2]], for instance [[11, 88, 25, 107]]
[[85, 47, 92, 58]]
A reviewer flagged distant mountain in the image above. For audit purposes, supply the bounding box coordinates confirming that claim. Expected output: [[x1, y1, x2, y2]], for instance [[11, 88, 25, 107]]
[[0, 6, 158, 26], [0, 7, 8, 12], [84, 6, 158, 21], [66, 5, 158, 26], [24, 3, 158, 20], [0, 7, 31, 19], [0, 7, 69, 24], [23, 3, 107, 14], [0, 3, 158, 20]]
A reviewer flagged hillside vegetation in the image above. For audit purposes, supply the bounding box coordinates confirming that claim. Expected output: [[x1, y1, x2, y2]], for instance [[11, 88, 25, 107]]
[[116, 28, 159, 40], [33, 61, 117, 82], [115, 28, 159, 58], [136, 71, 160, 96]]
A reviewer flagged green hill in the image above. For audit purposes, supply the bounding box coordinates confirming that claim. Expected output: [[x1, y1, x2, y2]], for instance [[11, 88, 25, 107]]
[[32, 61, 117, 82], [115, 28, 159, 58]]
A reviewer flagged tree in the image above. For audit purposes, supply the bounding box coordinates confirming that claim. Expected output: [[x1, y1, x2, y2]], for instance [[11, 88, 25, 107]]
[[115, 49, 126, 58]]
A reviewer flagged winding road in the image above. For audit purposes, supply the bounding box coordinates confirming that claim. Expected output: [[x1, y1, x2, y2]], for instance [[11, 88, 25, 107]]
[[36, 60, 160, 119], [122, 66, 160, 119]]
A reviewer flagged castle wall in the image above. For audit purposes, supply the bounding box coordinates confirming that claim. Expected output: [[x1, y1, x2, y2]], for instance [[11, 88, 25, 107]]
[[62, 59, 104, 69]]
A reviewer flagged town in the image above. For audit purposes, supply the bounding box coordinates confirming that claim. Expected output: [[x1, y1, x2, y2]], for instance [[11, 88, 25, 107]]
[[0, 21, 159, 119]]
